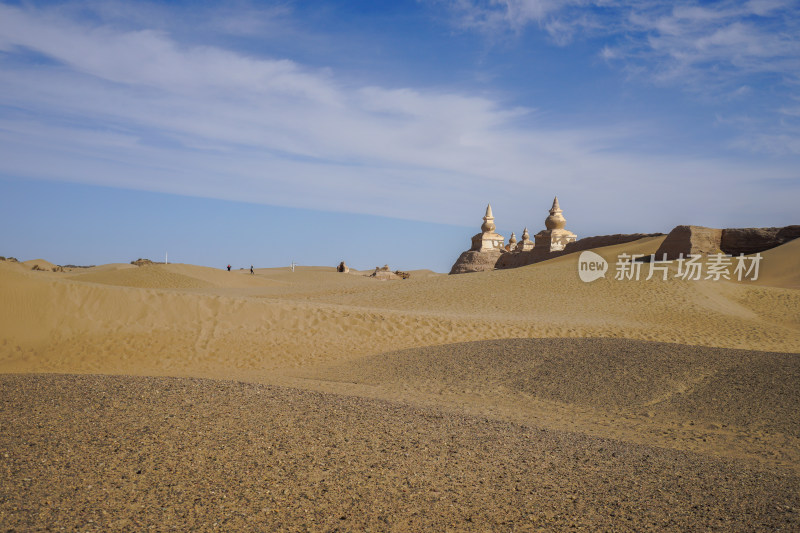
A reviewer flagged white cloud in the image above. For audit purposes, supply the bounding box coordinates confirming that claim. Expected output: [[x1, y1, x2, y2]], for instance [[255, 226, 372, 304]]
[[438, 0, 800, 158], [631, 9, 800, 85], [731, 133, 800, 155], [441, 1, 800, 88], [446, 0, 592, 42], [780, 106, 800, 117], [0, 2, 798, 230]]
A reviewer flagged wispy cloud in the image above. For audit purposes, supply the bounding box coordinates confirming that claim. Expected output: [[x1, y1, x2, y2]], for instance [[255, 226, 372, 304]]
[[625, 2, 800, 87], [445, 0, 597, 44], [0, 2, 797, 231], [731, 133, 800, 155], [444, 1, 800, 85], [440, 0, 800, 156]]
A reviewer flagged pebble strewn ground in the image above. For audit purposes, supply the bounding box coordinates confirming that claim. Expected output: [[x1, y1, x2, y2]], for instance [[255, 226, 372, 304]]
[[316, 337, 800, 435], [1, 374, 798, 531]]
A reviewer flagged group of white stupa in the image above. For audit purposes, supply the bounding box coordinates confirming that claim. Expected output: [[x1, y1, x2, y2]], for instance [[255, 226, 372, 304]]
[[472, 197, 577, 254]]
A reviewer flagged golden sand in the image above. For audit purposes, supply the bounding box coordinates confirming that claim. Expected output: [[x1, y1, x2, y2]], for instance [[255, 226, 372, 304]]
[[1, 237, 799, 529], [2, 236, 798, 379]]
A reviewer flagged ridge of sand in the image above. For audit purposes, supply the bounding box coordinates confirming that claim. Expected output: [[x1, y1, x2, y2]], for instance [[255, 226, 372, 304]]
[[21, 258, 58, 271], [66, 263, 215, 289], [299, 338, 800, 470], [0, 259, 27, 273], [1, 374, 797, 532], [1, 237, 798, 381], [78, 262, 136, 272], [65, 263, 291, 290], [164, 264, 264, 287], [750, 236, 800, 289]]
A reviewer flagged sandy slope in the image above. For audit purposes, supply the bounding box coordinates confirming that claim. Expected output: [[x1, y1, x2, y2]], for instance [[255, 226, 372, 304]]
[[21, 258, 58, 271], [1, 237, 799, 529], [2, 238, 797, 383], [303, 338, 800, 470], [751, 236, 800, 289], [67, 264, 216, 289]]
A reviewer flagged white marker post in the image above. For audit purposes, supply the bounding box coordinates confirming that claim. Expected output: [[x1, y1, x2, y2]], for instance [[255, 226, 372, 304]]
[[165, 252, 168, 265]]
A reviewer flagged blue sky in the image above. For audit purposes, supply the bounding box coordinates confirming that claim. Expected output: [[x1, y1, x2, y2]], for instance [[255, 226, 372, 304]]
[[1, 0, 798, 271]]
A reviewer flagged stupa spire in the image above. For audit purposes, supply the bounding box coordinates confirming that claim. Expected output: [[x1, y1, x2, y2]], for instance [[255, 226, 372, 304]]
[[481, 203, 496, 233], [545, 196, 566, 230]]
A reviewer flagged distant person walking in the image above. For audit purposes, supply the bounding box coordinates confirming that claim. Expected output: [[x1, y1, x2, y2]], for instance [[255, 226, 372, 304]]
[[250, 265, 254, 275], [227, 264, 231, 272]]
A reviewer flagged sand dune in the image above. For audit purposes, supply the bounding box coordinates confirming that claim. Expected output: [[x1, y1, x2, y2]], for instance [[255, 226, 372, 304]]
[[65, 262, 293, 290], [1, 238, 798, 380], [21, 258, 58, 271], [78, 262, 137, 272], [304, 338, 800, 469], [67, 263, 216, 289], [0, 259, 27, 273], [751, 236, 800, 289], [1, 236, 799, 530], [311, 338, 800, 431]]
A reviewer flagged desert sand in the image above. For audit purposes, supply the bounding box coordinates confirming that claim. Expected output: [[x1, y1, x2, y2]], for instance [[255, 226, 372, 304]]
[[1, 235, 799, 530]]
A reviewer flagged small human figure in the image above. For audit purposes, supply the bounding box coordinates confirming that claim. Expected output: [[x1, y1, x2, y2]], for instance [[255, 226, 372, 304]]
[[250, 265, 254, 275], [227, 264, 231, 272]]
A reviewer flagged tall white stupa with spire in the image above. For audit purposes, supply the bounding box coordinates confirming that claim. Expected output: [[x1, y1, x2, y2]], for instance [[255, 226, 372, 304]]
[[534, 196, 577, 252], [470, 203, 505, 252]]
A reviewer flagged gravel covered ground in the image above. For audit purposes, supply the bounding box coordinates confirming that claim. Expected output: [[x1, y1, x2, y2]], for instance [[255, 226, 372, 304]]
[[314, 337, 800, 435], [1, 373, 798, 531]]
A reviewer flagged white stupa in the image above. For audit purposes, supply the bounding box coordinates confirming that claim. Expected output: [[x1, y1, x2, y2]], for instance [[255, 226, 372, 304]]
[[534, 197, 577, 252], [470, 203, 505, 253], [515, 227, 534, 252]]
